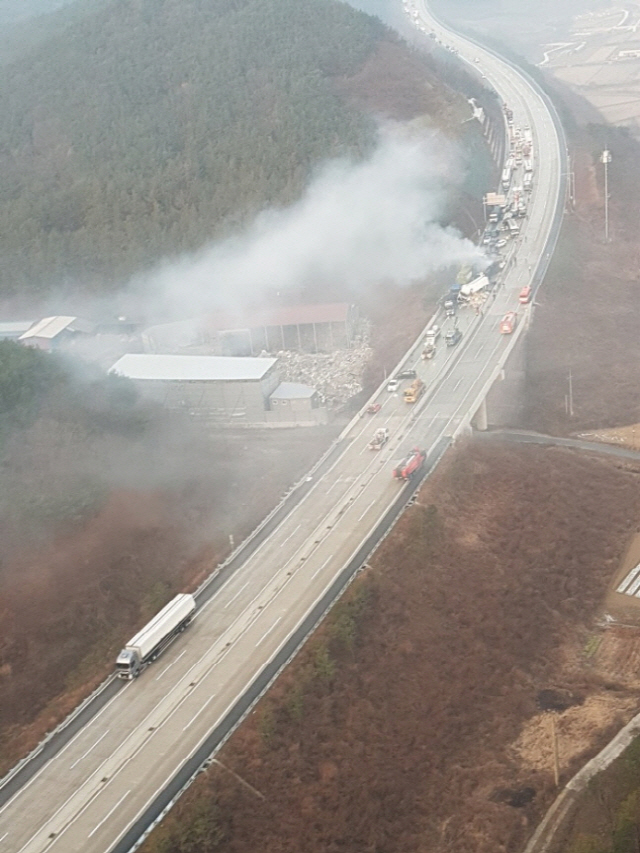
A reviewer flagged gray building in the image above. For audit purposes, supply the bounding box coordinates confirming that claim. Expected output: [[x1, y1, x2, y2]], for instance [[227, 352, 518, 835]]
[[208, 303, 359, 355], [19, 316, 94, 351], [268, 382, 324, 425], [110, 354, 280, 423], [110, 354, 327, 426]]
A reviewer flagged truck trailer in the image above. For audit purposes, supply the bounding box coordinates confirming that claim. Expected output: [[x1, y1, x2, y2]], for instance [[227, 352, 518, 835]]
[[460, 274, 489, 298], [116, 593, 196, 679]]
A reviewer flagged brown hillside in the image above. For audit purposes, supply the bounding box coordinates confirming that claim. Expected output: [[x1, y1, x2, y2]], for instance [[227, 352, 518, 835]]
[[143, 442, 640, 853]]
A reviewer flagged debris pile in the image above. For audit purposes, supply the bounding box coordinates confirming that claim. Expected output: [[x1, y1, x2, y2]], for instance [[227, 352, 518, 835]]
[[274, 344, 371, 409], [275, 342, 373, 409], [262, 317, 372, 410]]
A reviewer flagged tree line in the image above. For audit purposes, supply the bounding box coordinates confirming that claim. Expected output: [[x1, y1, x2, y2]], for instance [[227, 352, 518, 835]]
[[0, 0, 386, 298]]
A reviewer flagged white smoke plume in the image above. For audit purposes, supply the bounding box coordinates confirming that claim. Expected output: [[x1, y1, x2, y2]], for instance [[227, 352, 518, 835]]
[[132, 127, 483, 320]]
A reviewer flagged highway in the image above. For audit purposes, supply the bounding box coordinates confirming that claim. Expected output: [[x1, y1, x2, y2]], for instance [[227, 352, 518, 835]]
[[0, 7, 566, 853]]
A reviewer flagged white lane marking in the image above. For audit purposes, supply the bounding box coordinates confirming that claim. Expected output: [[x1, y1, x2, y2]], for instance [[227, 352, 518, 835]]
[[87, 790, 130, 838], [0, 680, 130, 818], [155, 649, 186, 680], [0, 832, 8, 842], [311, 555, 333, 580], [325, 476, 343, 495], [224, 580, 249, 609], [452, 377, 463, 392], [357, 500, 375, 521], [182, 695, 215, 731], [255, 616, 282, 646], [70, 730, 110, 769], [475, 344, 485, 359], [279, 524, 301, 547]]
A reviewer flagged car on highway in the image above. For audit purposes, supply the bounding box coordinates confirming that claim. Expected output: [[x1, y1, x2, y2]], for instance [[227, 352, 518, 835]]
[[386, 378, 400, 392], [396, 369, 417, 380], [445, 328, 462, 347], [495, 238, 507, 249], [366, 403, 381, 414]]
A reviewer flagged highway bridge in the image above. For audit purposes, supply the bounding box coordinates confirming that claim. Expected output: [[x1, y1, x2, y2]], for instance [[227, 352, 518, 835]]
[[0, 7, 566, 852]]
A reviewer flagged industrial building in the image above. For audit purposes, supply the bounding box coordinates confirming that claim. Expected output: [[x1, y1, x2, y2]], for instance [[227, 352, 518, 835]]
[[208, 303, 358, 355], [268, 382, 323, 425], [110, 354, 326, 426], [19, 316, 95, 351], [0, 321, 34, 341]]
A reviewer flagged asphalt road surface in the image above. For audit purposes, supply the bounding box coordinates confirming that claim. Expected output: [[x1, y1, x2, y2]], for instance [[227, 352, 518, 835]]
[[0, 9, 566, 853]]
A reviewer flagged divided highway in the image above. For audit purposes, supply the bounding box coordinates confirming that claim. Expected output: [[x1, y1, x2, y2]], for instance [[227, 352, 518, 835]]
[[0, 8, 567, 853]]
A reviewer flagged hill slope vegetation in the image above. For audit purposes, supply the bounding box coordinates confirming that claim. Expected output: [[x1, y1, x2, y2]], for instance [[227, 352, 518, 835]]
[[0, 0, 475, 299]]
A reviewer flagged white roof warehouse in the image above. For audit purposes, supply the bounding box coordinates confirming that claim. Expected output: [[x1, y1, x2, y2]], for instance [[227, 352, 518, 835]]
[[109, 354, 326, 427], [110, 353, 277, 382]]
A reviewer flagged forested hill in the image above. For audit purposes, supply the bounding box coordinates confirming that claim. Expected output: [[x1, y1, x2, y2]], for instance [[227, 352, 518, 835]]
[[0, 0, 468, 300]]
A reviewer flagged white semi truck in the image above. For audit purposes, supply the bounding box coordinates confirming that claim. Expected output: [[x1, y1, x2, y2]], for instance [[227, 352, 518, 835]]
[[116, 593, 196, 679], [460, 274, 489, 298]]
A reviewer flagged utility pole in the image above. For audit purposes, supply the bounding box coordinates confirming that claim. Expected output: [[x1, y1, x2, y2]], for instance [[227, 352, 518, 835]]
[[550, 714, 560, 787], [568, 369, 574, 418], [567, 154, 576, 209], [601, 149, 612, 242]]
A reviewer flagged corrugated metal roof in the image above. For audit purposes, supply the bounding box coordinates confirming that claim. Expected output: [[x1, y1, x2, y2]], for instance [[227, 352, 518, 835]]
[[0, 321, 35, 337], [19, 316, 77, 340], [110, 354, 278, 382], [270, 382, 316, 400]]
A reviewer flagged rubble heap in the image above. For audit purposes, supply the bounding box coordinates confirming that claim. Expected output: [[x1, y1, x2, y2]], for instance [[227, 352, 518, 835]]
[[273, 330, 372, 410]]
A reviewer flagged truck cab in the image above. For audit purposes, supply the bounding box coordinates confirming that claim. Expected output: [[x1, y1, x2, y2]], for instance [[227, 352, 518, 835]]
[[445, 328, 462, 347], [425, 325, 440, 345], [519, 285, 532, 304], [368, 427, 389, 450], [116, 648, 142, 679], [500, 312, 517, 334], [422, 343, 436, 360]]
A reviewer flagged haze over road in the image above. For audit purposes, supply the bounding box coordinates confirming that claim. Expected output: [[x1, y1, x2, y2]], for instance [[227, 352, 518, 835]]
[[0, 7, 566, 852]]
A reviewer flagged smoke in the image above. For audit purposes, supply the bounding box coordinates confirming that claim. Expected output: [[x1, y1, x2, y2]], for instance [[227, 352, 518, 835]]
[[132, 127, 483, 321]]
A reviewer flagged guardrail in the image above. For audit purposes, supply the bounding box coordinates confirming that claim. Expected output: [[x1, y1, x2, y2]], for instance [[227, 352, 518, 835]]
[[123, 433, 453, 853], [0, 673, 118, 797]]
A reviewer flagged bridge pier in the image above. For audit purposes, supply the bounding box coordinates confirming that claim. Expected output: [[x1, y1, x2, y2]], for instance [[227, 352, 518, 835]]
[[475, 397, 488, 431], [469, 331, 527, 431]]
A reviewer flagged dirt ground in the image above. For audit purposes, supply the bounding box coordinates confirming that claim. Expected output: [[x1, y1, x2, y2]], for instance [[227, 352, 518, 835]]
[[433, 0, 640, 134], [142, 441, 640, 853], [538, 2, 640, 134]]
